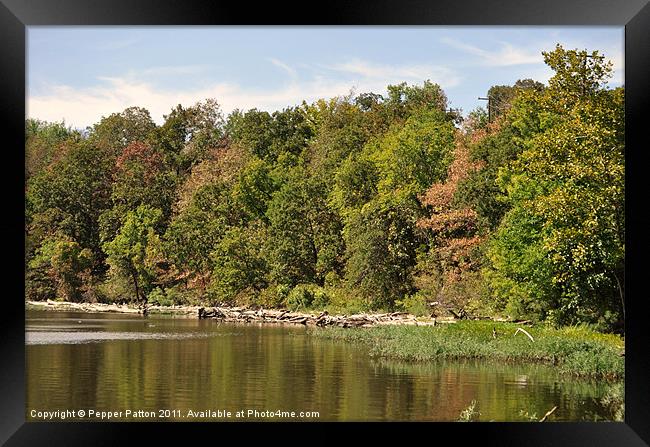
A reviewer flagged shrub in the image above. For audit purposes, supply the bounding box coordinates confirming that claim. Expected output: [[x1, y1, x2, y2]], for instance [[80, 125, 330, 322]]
[[396, 293, 429, 316], [80, 279, 107, 304], [147, 287, 173, 306], [324, 287, 370, 314], [257, 284, 287, 308], [286, 284, 315, 310], [285, 284, 330, 311], [312, 287, 330, 308], [96, 275, 136, 303], [28, 238, 93, 302], [25, 266, 57, 301], [165, 285, 201, 306]]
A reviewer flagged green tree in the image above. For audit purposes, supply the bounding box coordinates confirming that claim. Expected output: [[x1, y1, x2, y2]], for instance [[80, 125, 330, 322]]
[[28, 238, 93, 302], [543, 44, 613, 101], [371, 107, 455, 201], [158, 99, 225, 173], [344, 202, 418, 308], [88, 106, 157, 156], [165, 182, 245, 288], [209, 222, 270, 303], [305, 96, 371, 174], [266, 169, 344, 287], [485, 45, 623, 326], [457, 124, 522, 230], [25, 119, 81, 181], [225, 109, 274, 160], [485, 79, 545, 120], [330, 154, 379, 215], [99, 141, 176, 244], [232, 156, 279, 221], [384, 80, 448, 121], [226, 106, 313, 163], [103, 205, 163, 303], [26, 140, 113, 271]]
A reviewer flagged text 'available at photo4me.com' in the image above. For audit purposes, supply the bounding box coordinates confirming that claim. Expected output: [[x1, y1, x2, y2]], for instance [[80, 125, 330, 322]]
[[29, 408, 321, 421]]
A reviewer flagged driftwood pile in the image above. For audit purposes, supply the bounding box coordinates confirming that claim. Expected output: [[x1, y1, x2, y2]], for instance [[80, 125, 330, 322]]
[[198, 307, 444, 328], [27, 300, 142, 314], [26, 300, 457, 328]]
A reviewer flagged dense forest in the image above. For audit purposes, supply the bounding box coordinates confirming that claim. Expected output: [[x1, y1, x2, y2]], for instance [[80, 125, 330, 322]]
[[25, 45, 624, 331]]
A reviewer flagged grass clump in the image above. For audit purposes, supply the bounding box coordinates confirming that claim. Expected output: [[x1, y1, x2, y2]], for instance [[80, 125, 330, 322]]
[[309, 320, 624, 380]]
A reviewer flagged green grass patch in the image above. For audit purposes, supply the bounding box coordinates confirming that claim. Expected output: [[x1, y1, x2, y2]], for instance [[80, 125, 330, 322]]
[[309, 320, 624, 380]]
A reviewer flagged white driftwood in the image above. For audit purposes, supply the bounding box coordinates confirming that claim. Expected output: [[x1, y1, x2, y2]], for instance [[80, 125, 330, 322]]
[[539, 405, 557, 422], [514, 327, 535, 342]]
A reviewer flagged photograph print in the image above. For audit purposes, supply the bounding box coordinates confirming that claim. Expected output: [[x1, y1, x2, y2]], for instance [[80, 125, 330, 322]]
[[25, 25, 625, 423]]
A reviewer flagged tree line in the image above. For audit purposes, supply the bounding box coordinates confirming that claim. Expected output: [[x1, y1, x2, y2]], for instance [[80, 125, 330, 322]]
[[25, 45, 624, 330]]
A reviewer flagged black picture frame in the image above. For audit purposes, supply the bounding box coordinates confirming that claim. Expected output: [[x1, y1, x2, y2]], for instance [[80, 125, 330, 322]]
[[2, 0, 649, 445]]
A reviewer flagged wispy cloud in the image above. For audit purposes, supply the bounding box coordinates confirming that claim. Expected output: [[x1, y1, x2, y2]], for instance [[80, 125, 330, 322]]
[[441, 37, 541, 66], [326, 59, 461, 88], [268, 58, 298, 80], [441, 35, 624, 84]]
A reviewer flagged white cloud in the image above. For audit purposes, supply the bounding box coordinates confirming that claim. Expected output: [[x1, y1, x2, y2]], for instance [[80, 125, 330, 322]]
[[27, 58, 461, 128], [441, 37, 542, 66], [27, 74, 360, 128]]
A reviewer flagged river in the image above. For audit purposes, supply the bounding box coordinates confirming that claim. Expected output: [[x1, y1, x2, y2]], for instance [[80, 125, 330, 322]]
[[26, 310, 616, 421]]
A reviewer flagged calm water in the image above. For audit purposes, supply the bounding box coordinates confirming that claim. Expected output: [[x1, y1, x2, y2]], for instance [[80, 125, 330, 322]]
[[26, 311, 616, 421]]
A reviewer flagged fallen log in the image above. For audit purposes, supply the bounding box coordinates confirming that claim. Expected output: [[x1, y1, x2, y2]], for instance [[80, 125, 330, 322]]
[[511, 319, 534, 326], [193, 304, 449, 328]]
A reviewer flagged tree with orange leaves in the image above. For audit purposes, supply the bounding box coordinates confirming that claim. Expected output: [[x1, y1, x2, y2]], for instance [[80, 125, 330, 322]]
[[416, 136, 483, 314]]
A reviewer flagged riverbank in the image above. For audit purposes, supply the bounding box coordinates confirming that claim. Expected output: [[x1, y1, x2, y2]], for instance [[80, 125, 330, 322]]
[[25, 300, 455, 327], [309, 321, 624, 380]]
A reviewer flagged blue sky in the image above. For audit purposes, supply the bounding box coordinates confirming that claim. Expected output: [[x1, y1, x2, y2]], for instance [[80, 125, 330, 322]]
[[27, 27, 623, 128]]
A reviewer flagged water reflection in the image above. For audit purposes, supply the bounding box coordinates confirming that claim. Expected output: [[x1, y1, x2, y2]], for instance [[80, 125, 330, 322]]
[[26, 311, 614, 421]]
